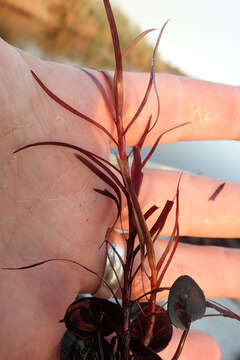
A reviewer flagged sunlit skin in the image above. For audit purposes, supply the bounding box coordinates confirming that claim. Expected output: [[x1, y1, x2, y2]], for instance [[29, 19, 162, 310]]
[[1, 37, 240, 359]]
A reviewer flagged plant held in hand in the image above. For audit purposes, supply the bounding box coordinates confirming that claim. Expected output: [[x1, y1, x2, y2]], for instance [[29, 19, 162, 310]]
[[2, 0, 240, 359]]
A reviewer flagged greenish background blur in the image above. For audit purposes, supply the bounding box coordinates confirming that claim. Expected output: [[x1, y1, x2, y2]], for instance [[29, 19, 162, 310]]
[[0, 0, 183, 74]]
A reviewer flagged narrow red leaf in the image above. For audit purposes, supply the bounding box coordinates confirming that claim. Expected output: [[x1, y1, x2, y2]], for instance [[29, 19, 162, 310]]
[[144, 205, 159, 220], [132, 287, 170, 303], [118, 157, 156, 272], [14, 141, 127, 196], [136, 116, 152, 150], [129, 205, 160, 276], [103, 0, 123, 119], [150, 200, 174, 238], [80, 68, 115, 122], [147, 20, 170, 133], [100, 70, 115, 106], [130, 201, 173, 284], [94, 188, 121, 229], [131, 146, 143, 197], [141, 122, 190, 169], [206, 300, 240, 321], [157, 175, 181, 284], [75, 153, 122, 214], [122, 28, 156, 57], [123, 76, 153, 136], [31, 70, 118, 145], [127, 116, 151, 160], [123, 21, 170, 137], [157, 218, 179, 283], [1, 258, 120, 304], [208, 182, 225, 201]]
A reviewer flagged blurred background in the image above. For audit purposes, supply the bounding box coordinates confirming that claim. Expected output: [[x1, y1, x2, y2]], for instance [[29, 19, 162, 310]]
[[0, 0, 184, 72], [1, 0, 240, 359]]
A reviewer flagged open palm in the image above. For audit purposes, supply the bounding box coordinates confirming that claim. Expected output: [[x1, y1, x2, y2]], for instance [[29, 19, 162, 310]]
[[0, 39, 116, 360], [1, 38, 240, 359]]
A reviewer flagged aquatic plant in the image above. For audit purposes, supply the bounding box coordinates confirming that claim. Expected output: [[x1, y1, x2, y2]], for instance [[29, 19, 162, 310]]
[[2, 1, 239, 359]]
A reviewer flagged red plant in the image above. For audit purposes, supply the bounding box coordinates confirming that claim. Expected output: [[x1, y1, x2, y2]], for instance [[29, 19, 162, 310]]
[[2, 1, 240, 359]]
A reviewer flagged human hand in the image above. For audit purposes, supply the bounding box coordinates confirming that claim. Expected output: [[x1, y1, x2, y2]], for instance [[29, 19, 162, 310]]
[[1, 37, 240, 359]]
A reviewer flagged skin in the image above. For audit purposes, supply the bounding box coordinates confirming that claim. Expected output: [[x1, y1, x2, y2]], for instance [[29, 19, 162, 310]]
[[1, 37, 240, 359]]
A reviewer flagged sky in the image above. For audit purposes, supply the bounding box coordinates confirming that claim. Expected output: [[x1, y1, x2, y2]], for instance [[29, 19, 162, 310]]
[[111, 0, 240, 182], [112, 0, 240, 86]]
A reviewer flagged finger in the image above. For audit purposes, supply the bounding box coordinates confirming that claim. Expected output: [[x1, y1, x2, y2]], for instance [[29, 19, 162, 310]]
[[126, 170, 240, 299], [117, 170, 240, 299], [125, 169, 240, 238], [0, 40, 114, 153], [131, 237, 240, 299], [120, 72, 240, 146], [10, 46, 240, 148], [160, 329, 221, 360]]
